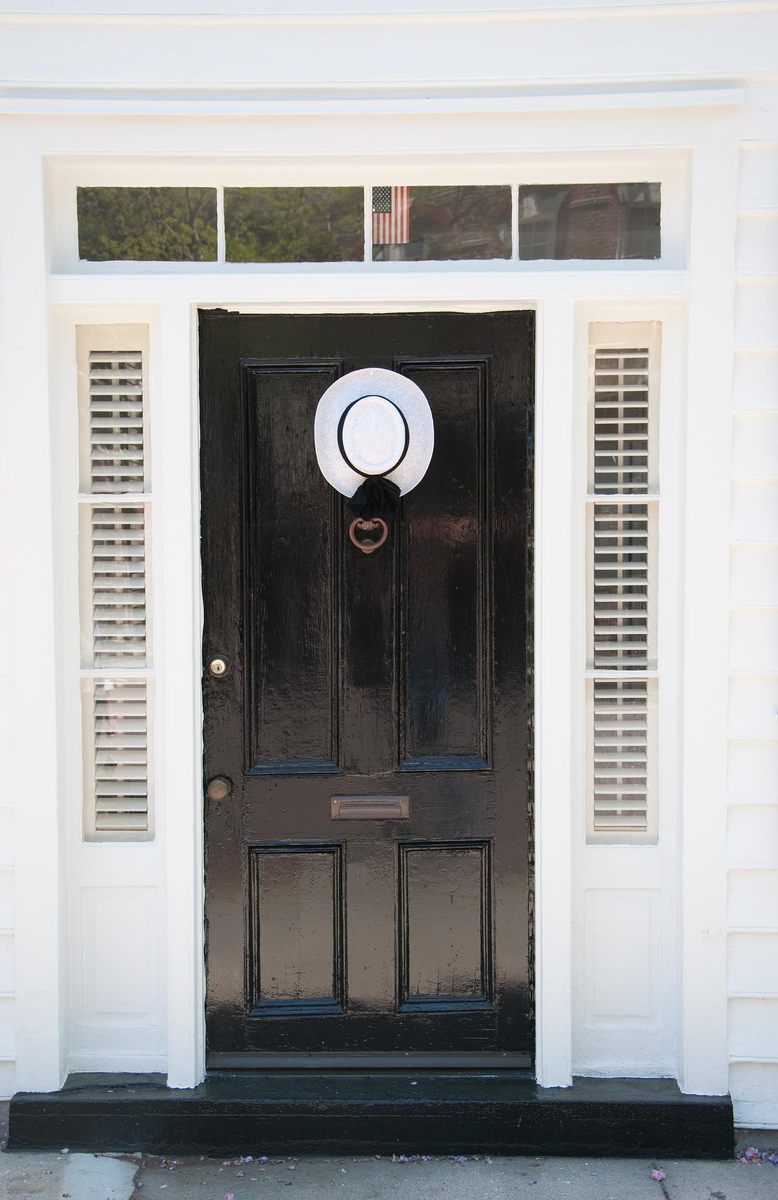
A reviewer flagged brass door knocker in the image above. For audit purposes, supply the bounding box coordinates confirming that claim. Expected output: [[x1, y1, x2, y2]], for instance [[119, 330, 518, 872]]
[[348, 516, 389, 555]]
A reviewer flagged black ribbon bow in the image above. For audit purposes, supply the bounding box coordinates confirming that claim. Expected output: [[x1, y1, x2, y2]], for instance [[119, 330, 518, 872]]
[[347, 476, 402, 522]]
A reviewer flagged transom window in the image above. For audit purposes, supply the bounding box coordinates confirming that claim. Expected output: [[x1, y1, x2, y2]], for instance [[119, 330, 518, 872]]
[[75, 182, 661, 264]]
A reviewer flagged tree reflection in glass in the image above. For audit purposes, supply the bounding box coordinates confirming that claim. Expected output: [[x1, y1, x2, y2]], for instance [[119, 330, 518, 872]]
[[77, 187, 218, 261], [225, 187, 364, 262]]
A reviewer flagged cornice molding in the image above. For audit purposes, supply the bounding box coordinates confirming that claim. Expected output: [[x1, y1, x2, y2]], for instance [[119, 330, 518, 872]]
[[0, 0, 776, 24], [0, 83, 745, 116]]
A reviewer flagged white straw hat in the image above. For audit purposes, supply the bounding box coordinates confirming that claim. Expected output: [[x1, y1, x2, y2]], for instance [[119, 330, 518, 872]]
[[314, 368, 434, 499]]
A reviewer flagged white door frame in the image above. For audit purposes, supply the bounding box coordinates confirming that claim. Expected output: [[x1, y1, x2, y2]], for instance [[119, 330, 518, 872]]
[[2, 111, 735, 1096]]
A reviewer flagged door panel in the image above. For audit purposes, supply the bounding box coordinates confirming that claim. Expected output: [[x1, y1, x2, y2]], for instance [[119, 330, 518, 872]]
[[399, 840, 492, 1009], [245, 362, 342, 774], [248, 844, 346, 1016], [200, 311, 533, 1063], [399, 359, 490, 769]]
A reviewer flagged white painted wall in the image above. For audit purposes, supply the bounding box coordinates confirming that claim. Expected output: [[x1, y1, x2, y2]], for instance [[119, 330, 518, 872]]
[[728, 135, 778, 1128], [0, 255, 15, 1099], [0, 0, 776, 1129], [0, 140, 70, 1099]]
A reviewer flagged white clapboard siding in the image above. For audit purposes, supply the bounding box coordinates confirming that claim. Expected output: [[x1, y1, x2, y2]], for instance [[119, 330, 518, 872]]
[[78, 329, 151, 840], [728, 144, 778, 1128], [88, 352, 145, 493], [587, 338, 657, 842]]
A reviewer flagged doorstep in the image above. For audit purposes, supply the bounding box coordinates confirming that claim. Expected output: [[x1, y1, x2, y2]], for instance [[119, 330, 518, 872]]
[[6, 1072, 734, 1158]]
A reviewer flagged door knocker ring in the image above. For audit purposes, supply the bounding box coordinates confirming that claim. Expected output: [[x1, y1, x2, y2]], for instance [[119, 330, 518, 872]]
[[348, 517, 389, 555]]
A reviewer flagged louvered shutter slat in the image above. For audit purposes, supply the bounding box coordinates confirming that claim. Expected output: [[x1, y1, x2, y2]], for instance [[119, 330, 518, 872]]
[[95, 735, 146, 749], [96, 766, 147, 781], [96, 813, 149, 830], [93, 579, 145, 591]]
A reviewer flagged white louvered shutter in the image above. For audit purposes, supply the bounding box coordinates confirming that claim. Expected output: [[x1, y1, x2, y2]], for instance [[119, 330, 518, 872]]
[[592, 679, 651, 834], [592, 349, 649, 495], [88, 351, 145, 492], [587, 333, 659, 843], [78, 329, 152, 840], [90, 507, 147, 667], [92, 680, 149, 833]]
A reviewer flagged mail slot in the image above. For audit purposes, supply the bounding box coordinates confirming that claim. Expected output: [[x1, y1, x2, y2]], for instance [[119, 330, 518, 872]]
[[331, 795, 410, 820]]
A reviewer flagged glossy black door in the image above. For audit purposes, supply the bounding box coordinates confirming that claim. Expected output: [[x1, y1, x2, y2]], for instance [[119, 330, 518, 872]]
[[200, 311, 533, 1066]]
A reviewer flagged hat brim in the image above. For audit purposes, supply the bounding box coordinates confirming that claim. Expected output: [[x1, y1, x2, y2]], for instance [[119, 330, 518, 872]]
[[314, 368, 434, 498]]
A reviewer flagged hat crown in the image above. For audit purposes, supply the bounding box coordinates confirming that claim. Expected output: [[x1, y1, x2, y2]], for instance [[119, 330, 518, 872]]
[[339, 394, 408, 477]]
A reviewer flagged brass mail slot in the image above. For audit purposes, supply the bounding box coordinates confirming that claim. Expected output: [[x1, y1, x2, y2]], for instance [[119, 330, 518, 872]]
[[331, 795, 410, 820]]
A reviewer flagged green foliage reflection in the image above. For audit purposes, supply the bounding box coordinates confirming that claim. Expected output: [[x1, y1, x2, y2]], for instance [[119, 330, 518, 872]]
[[77, 187, 218, 261], [225, 188, 363, 262]]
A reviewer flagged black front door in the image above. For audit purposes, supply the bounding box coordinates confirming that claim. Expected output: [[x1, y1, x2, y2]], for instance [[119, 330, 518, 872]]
[[200, 311, 533, 1067]]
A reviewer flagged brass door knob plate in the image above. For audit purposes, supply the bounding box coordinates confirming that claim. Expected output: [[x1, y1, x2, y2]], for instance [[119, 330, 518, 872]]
[[205, 775, 233, 802]]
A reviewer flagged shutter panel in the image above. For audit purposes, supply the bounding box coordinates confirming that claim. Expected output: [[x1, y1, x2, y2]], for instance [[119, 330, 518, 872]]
[[88, 352, 145, 492], [592, 679, 649, 832], [588, 333, 658, 844], [92, 680, 149, 833], [593, 348, 649, 494], [79, 329, 152, 840], [593, 503, 649, 670], [91, 506, 147, 667]]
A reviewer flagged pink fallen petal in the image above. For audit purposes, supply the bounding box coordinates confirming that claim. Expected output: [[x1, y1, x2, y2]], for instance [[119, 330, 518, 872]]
[[651, 1169, 666, 1182], [225, 1194, 235, 1200]]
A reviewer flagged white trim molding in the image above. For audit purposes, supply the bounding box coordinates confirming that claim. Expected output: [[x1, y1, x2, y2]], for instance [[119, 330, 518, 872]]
[[678, 139, 739, 1097], [156, 302, 205, 1089], [534, 297, 576, 1087], [1, 97, 750, 1102], [0, 142, 65, 1093], [0, 86, 745, 118]]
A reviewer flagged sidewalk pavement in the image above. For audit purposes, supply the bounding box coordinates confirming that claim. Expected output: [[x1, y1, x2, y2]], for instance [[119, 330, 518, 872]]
[[2, 1105, 777, 1200]]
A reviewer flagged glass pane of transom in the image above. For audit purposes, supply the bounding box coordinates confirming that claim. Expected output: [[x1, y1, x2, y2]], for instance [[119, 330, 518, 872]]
[[518, 183, 661, 260], [371, 185, 511, 261], [225, 187, 364, 262], [77, 187, 217, 261]]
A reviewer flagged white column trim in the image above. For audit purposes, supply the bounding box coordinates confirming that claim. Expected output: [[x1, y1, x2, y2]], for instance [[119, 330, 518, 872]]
[[678, 139, 739, 1097], [0, 144, 65, 1092], [155, 302, 205, 1088], [534, 296, 575, 1088]]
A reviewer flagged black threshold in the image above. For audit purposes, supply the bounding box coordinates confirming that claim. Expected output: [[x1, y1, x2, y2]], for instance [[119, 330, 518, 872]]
[[7, 1072, 734, 1158]]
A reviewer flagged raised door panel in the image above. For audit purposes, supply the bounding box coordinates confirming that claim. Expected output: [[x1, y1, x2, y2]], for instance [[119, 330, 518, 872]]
[[399, 841, 492, 1010], [398, 359, 492, 771], [248, 845, 345, 1016], [243, 362, 343, 774]]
